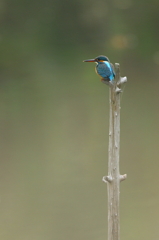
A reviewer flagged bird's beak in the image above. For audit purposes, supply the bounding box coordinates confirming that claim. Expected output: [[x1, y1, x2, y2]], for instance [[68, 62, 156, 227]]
[[83, 59, 96, 62]]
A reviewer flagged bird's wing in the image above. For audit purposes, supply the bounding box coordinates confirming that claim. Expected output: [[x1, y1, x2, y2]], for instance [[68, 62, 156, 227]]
[[96, 64, 111, 79]]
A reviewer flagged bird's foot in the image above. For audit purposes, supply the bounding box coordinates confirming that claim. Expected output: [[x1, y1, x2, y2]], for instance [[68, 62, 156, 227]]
[[101, 78, 114, 87]]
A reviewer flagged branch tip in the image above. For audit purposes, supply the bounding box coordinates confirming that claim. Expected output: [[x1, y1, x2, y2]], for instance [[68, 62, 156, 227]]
[[120, 174, 127, 182], [115, 63, 120, 68], [117, 76, 127, 86], [115, 87, 122, 93], [102, 175, 113, 183]]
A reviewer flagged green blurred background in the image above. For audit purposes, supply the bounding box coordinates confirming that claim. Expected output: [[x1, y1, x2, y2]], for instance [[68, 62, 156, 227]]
[[0, 0, 159, 239]]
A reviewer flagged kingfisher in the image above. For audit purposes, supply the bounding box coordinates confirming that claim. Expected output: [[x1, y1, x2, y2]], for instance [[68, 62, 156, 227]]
[[83, 55, 115, 82]]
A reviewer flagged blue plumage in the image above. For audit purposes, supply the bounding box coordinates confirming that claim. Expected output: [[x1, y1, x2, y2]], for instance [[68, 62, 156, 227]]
[[83, 55, 115, 82], [96, 61, 115, 81]]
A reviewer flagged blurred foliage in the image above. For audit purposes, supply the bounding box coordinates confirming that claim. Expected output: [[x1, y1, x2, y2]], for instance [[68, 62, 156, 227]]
[[0, 0, 159, 240]]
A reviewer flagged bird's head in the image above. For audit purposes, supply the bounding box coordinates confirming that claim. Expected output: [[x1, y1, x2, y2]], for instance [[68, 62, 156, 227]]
[[83, 55, 110, 63]]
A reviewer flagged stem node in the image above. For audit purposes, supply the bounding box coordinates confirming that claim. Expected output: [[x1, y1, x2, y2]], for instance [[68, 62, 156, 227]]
[[102, 175, 113, 183], [120, 174, 127, 182]]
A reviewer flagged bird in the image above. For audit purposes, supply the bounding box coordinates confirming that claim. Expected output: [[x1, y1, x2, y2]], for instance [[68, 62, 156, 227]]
[[83, 55, 115, 82]]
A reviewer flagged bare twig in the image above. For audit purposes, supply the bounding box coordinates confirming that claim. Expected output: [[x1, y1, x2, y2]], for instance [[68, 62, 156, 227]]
[[102, 63, 127, 240]]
